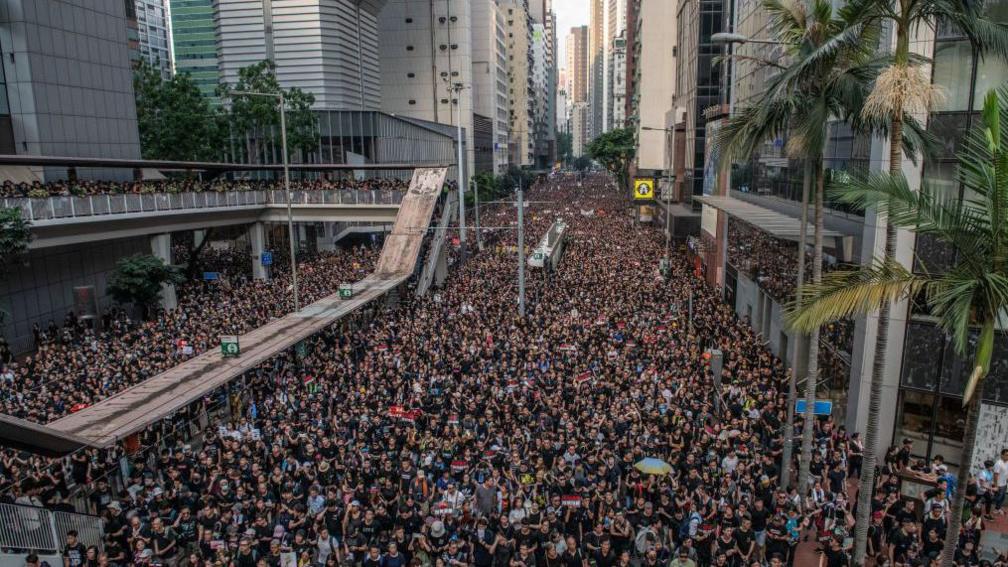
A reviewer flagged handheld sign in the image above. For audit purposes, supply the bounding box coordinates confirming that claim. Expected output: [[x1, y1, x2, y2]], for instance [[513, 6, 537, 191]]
[[795, 399, 833, 416]]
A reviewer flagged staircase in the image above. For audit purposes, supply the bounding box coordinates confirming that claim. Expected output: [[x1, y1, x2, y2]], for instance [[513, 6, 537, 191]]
[[415, 190, 457, 297]]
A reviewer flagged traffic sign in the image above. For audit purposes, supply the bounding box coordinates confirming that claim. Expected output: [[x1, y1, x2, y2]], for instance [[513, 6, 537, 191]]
[[261, 251, 273, 266], [220, 335, 240, 357], [795, 399, 833, 415], [633, 178, 655, 200], [533, 251, 545, 261], [339, 283, 353, 299]]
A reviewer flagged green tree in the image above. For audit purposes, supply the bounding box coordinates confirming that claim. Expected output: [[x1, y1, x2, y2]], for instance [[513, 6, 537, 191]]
[[557, 131, 573, 164], [572, 156, 593, 171], [107, 254, 184, 318], [847, 1, 1008, 563], [466, 171, 500, 207], [218, 60, 318, 164], [134, 62, 224, 161], [0, 207, 31, 278], [586, 128, 635, 195], [787, 88, 1008, 567]]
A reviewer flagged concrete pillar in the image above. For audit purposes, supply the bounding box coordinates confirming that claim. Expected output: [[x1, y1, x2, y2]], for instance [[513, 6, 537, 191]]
[[150, 233, 178, 310], [297, 224, 308, 250], [434, 246, 448, 288], [250, 222, 268, 280], [193, 229, 206, 248], [317, 223, 336, 252]]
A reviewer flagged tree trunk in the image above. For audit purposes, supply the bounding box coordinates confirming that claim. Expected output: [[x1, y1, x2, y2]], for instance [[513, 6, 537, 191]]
[[185, 227, 217, 281], [940, 391, 982, 567], [798, 162, 825, 491], [853, 108, 903, 567], [781, 158, 813, 492]]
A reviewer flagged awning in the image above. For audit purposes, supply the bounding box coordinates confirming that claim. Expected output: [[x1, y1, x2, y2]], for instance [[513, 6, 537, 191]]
[[141, 167, 167, 180], [694, 195, 843, 240]]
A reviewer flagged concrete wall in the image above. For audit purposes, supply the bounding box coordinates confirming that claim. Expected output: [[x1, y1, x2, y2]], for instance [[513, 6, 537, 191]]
[[1, 236, 150, 353], [634, 0, 676, 170], [733, 271, 802, 374], [0, 0, 141, 176]]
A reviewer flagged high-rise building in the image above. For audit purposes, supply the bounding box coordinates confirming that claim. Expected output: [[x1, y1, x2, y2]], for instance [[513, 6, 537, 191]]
[[674, 0, 730, 200], [604, 0, 626, 131], [565, 26, 589, 104], [570, 101, 589, 157], [216, 0, 383, 110], [588, 0, 605, 139], [0, 0, 140, 166], [631, 0, 675, 171], [377, 0, 477, 176], [169, 0, 219, 98], [135, 0, 172, 78], [610, 32, 627, 129], [473, 0, 510, 173], [502, 0, 533, 167]]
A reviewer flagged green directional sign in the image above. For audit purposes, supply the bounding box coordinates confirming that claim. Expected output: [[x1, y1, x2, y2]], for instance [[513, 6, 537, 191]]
[[533, 251, 545, 261], [339, 283, 353, 299], [220, 335, 240, 357]]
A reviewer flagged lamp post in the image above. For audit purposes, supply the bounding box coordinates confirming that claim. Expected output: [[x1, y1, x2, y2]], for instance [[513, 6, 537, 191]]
[[447, 81, 469, 261], [231, 90, 300, 312], [516, 178, 525, 318]]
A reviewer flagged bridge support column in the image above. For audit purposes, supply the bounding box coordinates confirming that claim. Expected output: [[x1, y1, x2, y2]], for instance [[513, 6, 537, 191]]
[[434, 246, 448, 288], [297, 224, 308, 250], [250, 222, 268, 281], [318, 223, 336, 252], [193, 229, 206, 248], [150, 233, 177, 311]]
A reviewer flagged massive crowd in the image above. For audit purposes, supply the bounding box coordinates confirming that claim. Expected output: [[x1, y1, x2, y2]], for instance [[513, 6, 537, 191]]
[[0, 178, 411, 199], [726, 220, 832, 304], [1, 174, 1008, 567], [0, 245, 378, 423]]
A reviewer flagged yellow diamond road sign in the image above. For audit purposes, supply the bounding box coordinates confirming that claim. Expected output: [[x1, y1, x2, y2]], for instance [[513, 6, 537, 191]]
[[634, 178, 655, 200]]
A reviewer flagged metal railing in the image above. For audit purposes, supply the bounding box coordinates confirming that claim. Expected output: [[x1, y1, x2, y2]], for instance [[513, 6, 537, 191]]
[[1, 189, 405, 223], [0, 502, 104, 554], [416, 191, 457, 297]]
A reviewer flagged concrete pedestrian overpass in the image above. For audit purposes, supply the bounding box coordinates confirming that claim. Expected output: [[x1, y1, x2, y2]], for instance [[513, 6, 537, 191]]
[[0, 166, 449, 456]]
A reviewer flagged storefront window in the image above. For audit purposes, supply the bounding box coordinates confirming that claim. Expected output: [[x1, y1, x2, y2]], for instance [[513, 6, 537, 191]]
[[933, 41, 974, 112], [897, 390, 935, 459], [902, 322, 943, 391], [931, 396, 966, 464]]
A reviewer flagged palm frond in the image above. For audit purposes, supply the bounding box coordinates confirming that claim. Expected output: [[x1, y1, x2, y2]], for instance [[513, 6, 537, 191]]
[[785, 259, 930, 333]]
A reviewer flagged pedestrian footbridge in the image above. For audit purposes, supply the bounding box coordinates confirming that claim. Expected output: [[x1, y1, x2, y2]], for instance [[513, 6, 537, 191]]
[[0, 168, 447, 456], [4, 190, 404, 249]]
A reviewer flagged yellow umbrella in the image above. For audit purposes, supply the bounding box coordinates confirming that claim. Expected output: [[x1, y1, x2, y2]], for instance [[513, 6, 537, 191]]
[[634, 457, 672, 475]]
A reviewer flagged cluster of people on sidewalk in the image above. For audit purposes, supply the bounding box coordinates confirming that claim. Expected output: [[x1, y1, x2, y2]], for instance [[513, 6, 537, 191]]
[[0, 245, 377, 423], [0, 178, 411, 199], [3, 174, 1008, 567]]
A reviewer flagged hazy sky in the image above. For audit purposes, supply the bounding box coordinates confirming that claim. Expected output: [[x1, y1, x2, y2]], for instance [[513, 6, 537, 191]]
[[552, 0, 589, 66]]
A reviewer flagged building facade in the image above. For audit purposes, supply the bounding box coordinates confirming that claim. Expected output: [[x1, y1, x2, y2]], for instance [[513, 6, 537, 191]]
[[169, 0, 219, 98], [565, 26, 589, 104], [502, 0, 533, 167], [609, 32, 627, 129], [633, 0, 675, 172], [472, 0, 510, 173], [378, 0, 476, 177], [588, 0, 605, 139], [135, 0, 172, 78], [0, 0, 141, 168], [216, 0, 384, 110], [571, 101, 589, 157], [674, 0, 730, 201]]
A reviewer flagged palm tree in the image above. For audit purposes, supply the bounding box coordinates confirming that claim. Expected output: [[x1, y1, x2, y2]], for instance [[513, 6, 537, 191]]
[[842, 1, 1008, 562], [718, 0, 884, 491], [787, 87, 1008, 567]]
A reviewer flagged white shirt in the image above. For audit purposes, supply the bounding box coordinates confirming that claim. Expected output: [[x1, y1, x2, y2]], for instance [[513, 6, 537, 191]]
[[995, 458, 1008, 488]]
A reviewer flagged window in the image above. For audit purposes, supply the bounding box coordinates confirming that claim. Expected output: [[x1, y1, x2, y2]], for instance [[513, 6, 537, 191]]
[[932, 41, 973, 111], [405, 17, 413, 23], [408, 100, 416, 105], [407, 72, 415, 78], [406, 45, 414, 51]]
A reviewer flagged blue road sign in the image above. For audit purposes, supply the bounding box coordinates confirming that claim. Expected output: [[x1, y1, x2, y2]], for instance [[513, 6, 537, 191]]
[[203, 272, 219, 281], [795, 399, 833, 416], [261, 251, 273, 266]]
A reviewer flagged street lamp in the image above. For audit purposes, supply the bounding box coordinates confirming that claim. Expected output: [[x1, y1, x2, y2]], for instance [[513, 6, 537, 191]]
[[446, 81, 470, 261], [230, 90, 300, 312]]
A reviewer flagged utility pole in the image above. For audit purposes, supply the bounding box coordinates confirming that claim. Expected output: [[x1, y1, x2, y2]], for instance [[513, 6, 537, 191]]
[[517, 182, 525, 317], [277, 93, 299, 312], [451, 82, 467, 261], [473, 178, 482, 250]]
